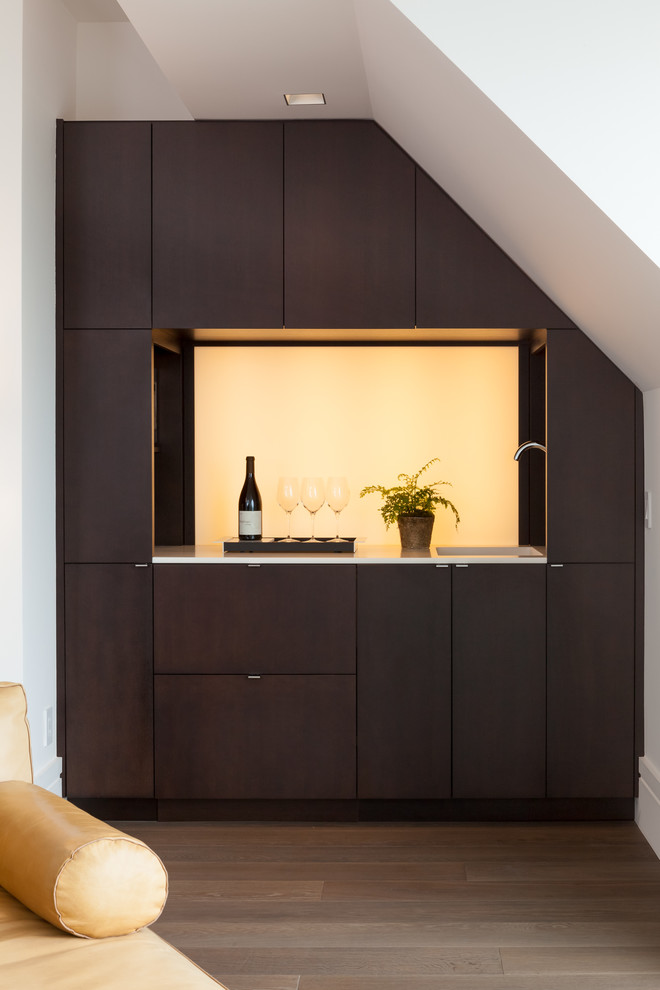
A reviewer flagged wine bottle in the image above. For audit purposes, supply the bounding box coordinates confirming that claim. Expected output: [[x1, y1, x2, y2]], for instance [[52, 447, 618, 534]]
[[238, 456, 262, 540]]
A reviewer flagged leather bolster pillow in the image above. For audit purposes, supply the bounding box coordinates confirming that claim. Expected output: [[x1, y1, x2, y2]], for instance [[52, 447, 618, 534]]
[[0, 781, 168, 938]]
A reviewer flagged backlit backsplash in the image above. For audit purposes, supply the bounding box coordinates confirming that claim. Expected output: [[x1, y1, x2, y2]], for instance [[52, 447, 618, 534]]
[[194, 345, 519, 546]]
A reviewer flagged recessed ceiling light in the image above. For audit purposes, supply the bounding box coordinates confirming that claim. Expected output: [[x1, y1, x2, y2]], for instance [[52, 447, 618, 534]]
[[284, 93, 326, 106]]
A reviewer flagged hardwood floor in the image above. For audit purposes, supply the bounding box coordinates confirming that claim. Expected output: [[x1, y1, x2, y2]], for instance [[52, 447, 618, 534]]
[[114, 821, 660, 990]]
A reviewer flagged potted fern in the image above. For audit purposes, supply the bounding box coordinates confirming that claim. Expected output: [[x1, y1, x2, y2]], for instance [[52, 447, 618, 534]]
[[360, 458, 460, 550]]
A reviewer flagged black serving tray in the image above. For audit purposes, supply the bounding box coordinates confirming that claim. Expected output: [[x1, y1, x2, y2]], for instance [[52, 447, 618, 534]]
[[223, 537, 357, 554]]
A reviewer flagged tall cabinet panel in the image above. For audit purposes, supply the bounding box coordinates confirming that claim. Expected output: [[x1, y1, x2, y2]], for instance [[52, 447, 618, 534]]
[[546, 328, 636, 563], [63, 329, 153, 563], [547, 564, 635, 798], [61, 122, 152, 329], [65, 564, 153, 798], [416, 171, 573, 330], [357, 565, 451, 799], [284, 121, 415, 328], [152, 121, 283, 328], [452, 564, 546, 798]]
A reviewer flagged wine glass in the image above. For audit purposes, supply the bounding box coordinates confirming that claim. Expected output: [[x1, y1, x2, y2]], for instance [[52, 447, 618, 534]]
[[301, 477, 325, 540], [277, 477, 299, 541], [326, 477, 350, 540]]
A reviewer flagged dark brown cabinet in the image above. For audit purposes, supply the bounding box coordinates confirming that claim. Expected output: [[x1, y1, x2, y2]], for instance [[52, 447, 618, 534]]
[[416, 171, 572, 330], [60, 122, 152, 329], [155, 674, 355, 799], [547, 563, 635, 798], [64, 564, 153, 798], [357, 564, 451, 799], [452, 564, 546, 798], [153, 563, 356, 802], [63, 329, 152, 563], [284, 121, 415, 328], [154, 563, 355, 674], [546, 328, 637, 563], [152, 121, 283, 329]]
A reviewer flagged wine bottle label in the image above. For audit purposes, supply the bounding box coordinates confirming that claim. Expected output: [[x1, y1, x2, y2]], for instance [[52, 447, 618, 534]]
[[239, 511, 262, 536]]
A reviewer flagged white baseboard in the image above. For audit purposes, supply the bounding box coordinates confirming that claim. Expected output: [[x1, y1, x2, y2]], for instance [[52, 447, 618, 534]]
[[636, 756, 660, 859], [33, 755, 63, 795]]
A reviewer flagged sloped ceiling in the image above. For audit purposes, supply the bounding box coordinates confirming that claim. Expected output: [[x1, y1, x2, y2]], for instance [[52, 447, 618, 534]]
[[71, 0, 660, 390]]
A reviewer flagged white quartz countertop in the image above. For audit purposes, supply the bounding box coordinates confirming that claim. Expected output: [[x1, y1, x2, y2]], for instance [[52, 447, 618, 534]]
[[153, 544, 547, 564]]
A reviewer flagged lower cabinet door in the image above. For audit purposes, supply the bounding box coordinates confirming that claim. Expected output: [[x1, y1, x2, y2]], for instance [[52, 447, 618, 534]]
[[452, 564, 546, 799], [547, 563, 635, 798], [357, 565, 451, 799], [64, 563, 154, 798], [155, 674, 356, 799]]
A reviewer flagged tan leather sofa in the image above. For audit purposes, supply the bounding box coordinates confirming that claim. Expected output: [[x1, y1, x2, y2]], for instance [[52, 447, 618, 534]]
[[0, 682, 226, 989]]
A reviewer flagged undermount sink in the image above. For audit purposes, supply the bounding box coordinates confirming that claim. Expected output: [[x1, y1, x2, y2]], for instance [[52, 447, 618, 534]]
[[435, 546, 545, 557]]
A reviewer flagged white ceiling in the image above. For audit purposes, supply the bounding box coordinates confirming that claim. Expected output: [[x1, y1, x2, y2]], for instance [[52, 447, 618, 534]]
[[117, 0, 371, 119], [63, 0, 660, 390], [61, 0, 126, 21]]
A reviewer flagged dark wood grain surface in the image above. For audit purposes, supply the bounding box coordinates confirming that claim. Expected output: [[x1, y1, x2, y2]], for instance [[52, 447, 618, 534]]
[[155, 674, 356, 800], [62, 121, 152, 329], [109, 819, 660, 990], [357, 565, 451, 799], [154, 563, 356, 675], [284, 121, 415, 328], [153, 121, 283, 328], [63, 328, 152, 562], [547, 328, 636, 563], [416, 169, 574, 329], [64, 563, 153, 797], [547, 563, 635, 798], [452, 564, 546, 799]]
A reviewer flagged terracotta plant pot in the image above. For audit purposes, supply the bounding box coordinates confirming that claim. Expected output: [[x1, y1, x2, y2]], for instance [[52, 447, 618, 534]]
[[397, 513, 434, 550]]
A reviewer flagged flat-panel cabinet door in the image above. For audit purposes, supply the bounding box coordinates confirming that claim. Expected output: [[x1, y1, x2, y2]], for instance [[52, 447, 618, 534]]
[[547, 563, 635, 798], [284, 121, 415, 328], [152, 121, 283, 328], [452, 564, 546, 798], [416, 170, 572, 330], [63, 329, 152, 563], [546, 328, 636, 563], [154, 563, 355, 674], [357, 565, 451, 799], [65, 564, 153, 798], [155, 674, 356, 799], [61, 122, 152, 329]]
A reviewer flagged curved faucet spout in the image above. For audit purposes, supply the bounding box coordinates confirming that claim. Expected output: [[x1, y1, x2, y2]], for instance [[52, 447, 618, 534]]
[[514, 441, 547, 461]]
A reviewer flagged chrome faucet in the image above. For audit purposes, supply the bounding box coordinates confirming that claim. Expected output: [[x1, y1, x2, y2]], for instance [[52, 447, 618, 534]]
[[514, 441, 547, 460]]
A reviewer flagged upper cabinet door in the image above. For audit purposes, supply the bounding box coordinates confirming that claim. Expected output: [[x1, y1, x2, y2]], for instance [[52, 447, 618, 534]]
[[61, 122, 152, 329], [152, 122, 283, 329], [284, 121, 415, 329], [416, 170, 573, 329], [546, 329, 637, 563]]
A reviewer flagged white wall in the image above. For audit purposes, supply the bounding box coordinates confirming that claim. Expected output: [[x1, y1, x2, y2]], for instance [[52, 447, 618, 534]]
[[0, 3, 25, 689], [2, 0, 77, 792], [76, 21, 192, 120], [1, 3, 187, 793], [391, 0, 660, 273]]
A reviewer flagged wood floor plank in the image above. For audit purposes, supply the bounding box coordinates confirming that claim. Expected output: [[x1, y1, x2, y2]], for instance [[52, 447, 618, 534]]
[[180, 947, 503, 976], [297, 978, 660, 990], [165, 861, 468, 882], [219, 978, 299, 990], [167, 880, 323, 901], [138, 842, 658, 865], [467, 862, 660, 883], [153, 920, 660, 950], [501, 946, 660, 975], [110, 820, 660, 988]]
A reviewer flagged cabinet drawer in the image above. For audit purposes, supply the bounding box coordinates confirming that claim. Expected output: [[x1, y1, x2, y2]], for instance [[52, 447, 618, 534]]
[[155, 674, 356, 799], [154, 564, 356, 674]]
